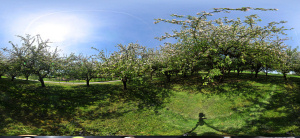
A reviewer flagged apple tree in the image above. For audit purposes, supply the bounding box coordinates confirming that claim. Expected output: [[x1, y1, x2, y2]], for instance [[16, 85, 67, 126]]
[[7, 34, 60, 87], [105, 43, 148, 90]]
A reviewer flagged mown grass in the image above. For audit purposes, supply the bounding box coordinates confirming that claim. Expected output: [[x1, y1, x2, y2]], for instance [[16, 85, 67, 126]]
[[0, 71, 300, 136]]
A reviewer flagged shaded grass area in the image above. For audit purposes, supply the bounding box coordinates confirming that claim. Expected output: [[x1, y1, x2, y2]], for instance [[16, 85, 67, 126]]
[[0, 72, 300, 136], [0, 77, 172, 135]]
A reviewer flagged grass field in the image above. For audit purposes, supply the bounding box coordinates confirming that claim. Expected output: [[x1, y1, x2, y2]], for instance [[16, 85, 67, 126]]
[[0, 72, 299, 136]]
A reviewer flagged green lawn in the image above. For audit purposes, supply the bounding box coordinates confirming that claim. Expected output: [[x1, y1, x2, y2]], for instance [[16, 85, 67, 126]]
[[0, 72, 299, 136]]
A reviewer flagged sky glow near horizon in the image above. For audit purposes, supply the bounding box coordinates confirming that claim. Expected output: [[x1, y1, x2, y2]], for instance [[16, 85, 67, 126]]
[[0, 0, 299, 56]]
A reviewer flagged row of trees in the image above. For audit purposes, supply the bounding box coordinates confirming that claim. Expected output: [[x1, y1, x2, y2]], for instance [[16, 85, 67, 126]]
[[1, 7, 300, 89], [153, 7, 300, 83]]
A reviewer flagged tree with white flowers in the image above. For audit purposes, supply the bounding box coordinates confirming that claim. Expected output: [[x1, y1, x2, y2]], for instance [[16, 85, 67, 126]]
[[6, 54, 22, 81], [76, 54, 100, 87], [156, 43, 182, 82], [278, 46, 299, 80], [6, 34, 60, 87], [154, 7, 290, 84], [103, 43, 148, 90]]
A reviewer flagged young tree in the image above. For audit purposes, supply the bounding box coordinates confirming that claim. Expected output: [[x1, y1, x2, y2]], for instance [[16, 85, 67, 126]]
[[158, 43, 182, 82], [278, 46, 299, 80], [104, 43, 148, 90], [76, 54, 100, 87], [144, 48, 162, 80], [58, 53, 78, 81], [2, 45, 24, 81], [6, 54, 22, 81]]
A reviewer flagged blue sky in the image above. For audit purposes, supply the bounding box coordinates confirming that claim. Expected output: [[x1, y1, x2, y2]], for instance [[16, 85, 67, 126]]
[[0, 0, 299, 56]]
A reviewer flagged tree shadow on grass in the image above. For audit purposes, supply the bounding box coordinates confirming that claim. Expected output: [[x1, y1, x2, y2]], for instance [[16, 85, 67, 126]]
[[199, 79, 299, 136], [223, 88, 300, 136], [58, 79, 174, 136], [125, 77, 173, 111], [169, 73, 300, 136], [0, 79, 131, 135], [69, 84, 135, 120]]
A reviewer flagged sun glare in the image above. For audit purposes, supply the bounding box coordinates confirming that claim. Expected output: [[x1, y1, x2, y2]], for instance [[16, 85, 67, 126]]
[[32, 23, 71, 42]]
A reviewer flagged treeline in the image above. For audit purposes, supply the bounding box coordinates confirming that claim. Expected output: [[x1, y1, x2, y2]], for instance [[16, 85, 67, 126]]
[[0, 7, 300, 89]]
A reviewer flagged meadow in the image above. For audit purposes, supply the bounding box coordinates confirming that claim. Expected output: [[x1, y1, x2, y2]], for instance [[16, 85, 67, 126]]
[[0, 71, 299, 136]]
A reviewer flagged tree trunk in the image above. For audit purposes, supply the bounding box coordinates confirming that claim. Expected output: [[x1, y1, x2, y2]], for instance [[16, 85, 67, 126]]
[[165, 71, 171, 82], [219, 75, 224, 83], [255, 71, 259, 78], [182, 71, 187, 78], [265, 71, 268, 76], [11, 76, 15, 81], [254, 63, 262, 78], [86, 79, 90, 87], [283, 73, 287, 81], [26, 75, 29, 81], [237, 67, 240, 76], [150, 71, 153, 80], [227, 68, 231, 75], [39, 76, 46, 87], [219, 69, 225, 83], [122, 77, 127, 90]]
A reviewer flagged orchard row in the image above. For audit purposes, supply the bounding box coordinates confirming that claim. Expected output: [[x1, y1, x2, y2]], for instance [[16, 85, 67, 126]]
[[0, 7, 299, 89]]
